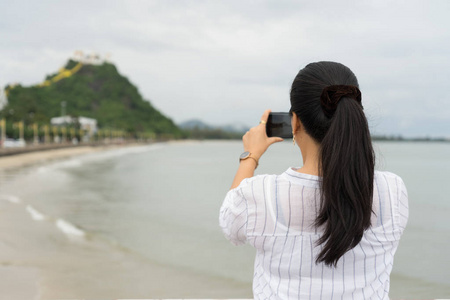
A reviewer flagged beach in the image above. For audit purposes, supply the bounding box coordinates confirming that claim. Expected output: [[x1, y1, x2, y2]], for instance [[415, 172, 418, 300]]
[[0, 200, 249, 299], [0, 143, 252, 299], [0, 144, 133, 169], [0, 144, 117, 299], [1, 141, 449, 299]]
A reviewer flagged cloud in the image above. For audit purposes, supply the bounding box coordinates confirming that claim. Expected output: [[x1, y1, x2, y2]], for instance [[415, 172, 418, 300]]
[[1, 0, 449, 137]]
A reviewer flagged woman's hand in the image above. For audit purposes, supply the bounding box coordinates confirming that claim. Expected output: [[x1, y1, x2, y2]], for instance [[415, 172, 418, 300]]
[[243, 109, 284, 160], [229, 109, 283, 190]]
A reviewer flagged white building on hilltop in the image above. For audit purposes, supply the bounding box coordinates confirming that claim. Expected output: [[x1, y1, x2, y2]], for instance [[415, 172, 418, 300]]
[[72, 50, 111, 65]]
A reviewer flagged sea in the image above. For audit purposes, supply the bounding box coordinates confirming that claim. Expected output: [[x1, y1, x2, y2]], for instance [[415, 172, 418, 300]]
[[0, 140, 449, 299]]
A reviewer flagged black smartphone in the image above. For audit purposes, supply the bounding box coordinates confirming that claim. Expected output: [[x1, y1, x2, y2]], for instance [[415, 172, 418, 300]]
[[266, 112, 292, 138]]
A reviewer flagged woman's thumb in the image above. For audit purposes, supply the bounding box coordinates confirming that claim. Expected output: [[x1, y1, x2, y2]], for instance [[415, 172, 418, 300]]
[[269, 137, 284, 144]]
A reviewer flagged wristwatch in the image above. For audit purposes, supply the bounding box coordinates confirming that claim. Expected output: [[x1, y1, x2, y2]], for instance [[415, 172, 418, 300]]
[[239, 151, 259, 169]]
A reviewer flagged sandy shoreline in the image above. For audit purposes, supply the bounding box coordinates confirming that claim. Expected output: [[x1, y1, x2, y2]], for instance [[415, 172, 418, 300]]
[[0, 143, 138, 170], [0, 142, 253, 299]]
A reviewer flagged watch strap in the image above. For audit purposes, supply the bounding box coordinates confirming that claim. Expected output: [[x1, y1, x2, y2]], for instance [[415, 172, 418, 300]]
[[239, 152, 259, 169]]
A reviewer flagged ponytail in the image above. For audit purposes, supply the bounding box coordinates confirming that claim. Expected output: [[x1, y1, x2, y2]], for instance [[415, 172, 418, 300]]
[[290, 61, 375, 267], [316, 96, 374, 266]]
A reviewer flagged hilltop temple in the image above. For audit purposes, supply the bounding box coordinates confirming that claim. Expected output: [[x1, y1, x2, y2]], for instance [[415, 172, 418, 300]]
[[72, 50, 111, 65]]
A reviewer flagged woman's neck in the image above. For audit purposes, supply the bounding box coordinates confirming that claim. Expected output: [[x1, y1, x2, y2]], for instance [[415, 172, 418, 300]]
[[297, 135, 320, 176]]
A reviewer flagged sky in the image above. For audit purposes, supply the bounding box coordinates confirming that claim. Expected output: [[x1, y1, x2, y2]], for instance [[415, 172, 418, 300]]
[[1, 0, 449, 137]]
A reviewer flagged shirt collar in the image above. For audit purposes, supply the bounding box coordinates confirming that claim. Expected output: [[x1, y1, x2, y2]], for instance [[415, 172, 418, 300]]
[[283, 167, 321, 187]]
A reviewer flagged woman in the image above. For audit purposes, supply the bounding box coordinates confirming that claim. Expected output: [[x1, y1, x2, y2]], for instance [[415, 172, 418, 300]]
[[219, 61, 409, 299]]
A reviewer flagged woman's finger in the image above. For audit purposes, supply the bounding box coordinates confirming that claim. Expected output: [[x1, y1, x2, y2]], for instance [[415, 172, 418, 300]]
[[268, 137, 284, 145], [260, 109, 272, 124]]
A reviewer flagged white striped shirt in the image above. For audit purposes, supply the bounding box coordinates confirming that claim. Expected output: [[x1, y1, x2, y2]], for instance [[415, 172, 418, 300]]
[[219, 167, 409, 300]]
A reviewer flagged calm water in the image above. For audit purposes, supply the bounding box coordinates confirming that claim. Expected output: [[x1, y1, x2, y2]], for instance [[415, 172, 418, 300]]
[[1, 140, 449, 298]]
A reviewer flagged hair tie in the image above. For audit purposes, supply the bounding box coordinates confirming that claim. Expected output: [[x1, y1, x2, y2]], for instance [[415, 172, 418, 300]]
[[320, 85, 362, 118]]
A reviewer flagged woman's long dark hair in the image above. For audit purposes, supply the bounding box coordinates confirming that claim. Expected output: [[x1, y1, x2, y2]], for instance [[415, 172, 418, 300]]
[[290, 61, 375, 267]]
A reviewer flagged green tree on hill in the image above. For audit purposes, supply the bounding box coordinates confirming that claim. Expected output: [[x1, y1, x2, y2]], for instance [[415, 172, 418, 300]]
[[1, 59, 182, 138]]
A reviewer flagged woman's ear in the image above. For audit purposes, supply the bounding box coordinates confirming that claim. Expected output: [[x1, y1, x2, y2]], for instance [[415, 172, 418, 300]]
[[291, 112, 301, 133]]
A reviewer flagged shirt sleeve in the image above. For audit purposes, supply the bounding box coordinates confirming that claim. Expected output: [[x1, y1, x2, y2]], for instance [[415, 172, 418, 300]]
[[397, 177, 409, 230], [219, 181, 249, 246]]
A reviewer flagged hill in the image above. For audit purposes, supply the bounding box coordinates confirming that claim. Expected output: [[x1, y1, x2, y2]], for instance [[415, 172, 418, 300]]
[[1, 59, 182, 138], [178, 119, 213, 130], [179, 119, 248, 139]]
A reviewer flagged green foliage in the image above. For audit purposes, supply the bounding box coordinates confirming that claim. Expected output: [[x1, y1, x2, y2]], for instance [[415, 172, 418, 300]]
[[1, 59, 182, 137]]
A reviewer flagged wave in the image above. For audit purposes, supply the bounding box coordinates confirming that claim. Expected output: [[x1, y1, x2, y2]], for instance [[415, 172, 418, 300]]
[[37, 158, 83, 173], [36, 144, 164, 175], [55, 218, 86, 237], [89, 144, 164, 160], [57, 159, 83, 168], [1, 195, 85, 238], [26, 205, 48, 221], [0, 194, 22, 204], [1, 194, 86, 238]]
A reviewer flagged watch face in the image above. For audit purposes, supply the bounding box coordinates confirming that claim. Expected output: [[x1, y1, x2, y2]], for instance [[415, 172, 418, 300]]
[[240, 151, 250, 159]]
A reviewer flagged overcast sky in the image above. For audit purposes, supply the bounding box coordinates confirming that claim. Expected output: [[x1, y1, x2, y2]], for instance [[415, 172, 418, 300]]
[[1, 0, 449, 137]]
